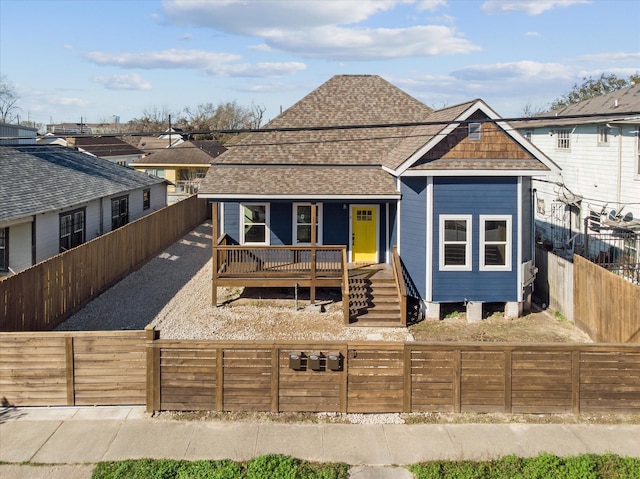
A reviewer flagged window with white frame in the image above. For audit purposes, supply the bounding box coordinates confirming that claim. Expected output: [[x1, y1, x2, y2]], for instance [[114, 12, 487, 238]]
[[439, 215, 472, 271], [468, 122, 481, 140], [480, 216, 512, 271], [241, 203, 269, 244], [524, 130, 532, 142], [597, 125, 609, 146], [556, 129, 571, 150], [293, 203, 322, 244]]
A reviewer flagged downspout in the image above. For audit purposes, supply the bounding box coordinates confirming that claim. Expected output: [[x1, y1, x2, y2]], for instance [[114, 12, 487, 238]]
[[613, 125, 623, 204]]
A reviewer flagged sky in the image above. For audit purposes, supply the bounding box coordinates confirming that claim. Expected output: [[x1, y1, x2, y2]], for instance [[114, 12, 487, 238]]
[[1, 0, 639, 128]]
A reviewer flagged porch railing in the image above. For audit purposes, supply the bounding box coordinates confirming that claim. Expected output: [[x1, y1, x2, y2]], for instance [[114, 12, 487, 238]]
[[392, 246, 408, 327], [212, 234, 347, 309]]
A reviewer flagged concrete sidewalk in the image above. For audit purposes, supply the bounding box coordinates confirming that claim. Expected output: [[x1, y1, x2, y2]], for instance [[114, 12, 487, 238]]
[[1, 407, 639, 478]]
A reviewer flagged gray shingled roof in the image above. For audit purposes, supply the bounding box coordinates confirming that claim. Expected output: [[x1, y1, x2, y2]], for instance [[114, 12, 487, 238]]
[[199, 75, 552, 198], [131, 140, 226, 166], [0, 145, 166, 223], [205, 165, 399, 198], [74, 136, 145, 157], [516, 83, 640, 128]]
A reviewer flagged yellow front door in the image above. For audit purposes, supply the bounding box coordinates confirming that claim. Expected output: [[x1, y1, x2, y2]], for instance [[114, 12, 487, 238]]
[[351, 206, 377, 263]]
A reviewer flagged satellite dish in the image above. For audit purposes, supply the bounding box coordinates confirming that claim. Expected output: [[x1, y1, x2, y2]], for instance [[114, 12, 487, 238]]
[[608, 209, 619, 221], [623, 212, 634, 222]]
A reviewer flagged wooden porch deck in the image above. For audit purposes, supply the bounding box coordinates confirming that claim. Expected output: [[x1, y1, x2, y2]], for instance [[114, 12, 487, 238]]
[[211, 242, 408, 326]]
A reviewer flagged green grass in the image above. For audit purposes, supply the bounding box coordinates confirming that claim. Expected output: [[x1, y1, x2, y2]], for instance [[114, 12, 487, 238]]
[[409, 453, 640, 479], [88, 454, 640, 479], [91, 455, 349, 479]]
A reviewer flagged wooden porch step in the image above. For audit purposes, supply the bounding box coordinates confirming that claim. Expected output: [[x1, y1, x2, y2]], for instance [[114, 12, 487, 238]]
[[348, 266, 403, 326]]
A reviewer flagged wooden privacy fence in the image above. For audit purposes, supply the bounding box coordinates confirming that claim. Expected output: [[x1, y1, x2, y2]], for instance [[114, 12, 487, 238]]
[[148, 340, 640, 415], [0, 195, 209, 332], [0, 330, 147, 406], [2, 332, 638, 414], [574, 254, 640, 344]]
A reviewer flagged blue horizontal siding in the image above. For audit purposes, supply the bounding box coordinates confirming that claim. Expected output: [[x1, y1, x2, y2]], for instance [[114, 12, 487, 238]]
[[432, 177, 519, 303], [400, 178, 427, 298]]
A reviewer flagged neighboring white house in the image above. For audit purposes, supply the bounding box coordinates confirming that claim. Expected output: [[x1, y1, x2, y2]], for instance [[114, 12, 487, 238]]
[[517, 84, 639, 281], [0, 144, 167, 276]]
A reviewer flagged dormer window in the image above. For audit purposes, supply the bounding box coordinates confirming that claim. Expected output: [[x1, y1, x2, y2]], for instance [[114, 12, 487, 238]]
[[468, 122, 481, 141]]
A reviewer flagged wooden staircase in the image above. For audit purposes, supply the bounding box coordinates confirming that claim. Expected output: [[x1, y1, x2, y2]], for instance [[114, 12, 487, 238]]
[[348, 264, 403, 326]]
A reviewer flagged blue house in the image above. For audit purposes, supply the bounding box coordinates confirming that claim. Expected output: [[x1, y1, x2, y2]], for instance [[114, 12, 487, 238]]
[[198, 75, 559, 323]]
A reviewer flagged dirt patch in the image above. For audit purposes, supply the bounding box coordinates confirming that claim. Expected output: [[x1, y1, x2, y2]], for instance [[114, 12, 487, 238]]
[[409, 303, 592, 343], [157, 410, 639, 425]]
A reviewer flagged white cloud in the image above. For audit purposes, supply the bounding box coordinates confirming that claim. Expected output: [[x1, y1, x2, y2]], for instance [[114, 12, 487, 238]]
[[525, 31, 541, 37], [178, 33, 192, 41], [578, 52, 640, 63], [452, 60, 574, 82], [416, 0, 448, 12], [260, 25, 479, 59], [481, 0, 590, 15], [84, 48, 305, 78], [51, 97, 89, 107], [161, 0, 479, 59], [92, 74, 153, 91], [162, 0, 406, 31], [85, 49, 240, 69]]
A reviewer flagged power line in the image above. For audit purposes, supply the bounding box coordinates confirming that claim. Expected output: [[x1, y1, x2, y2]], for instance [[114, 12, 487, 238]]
[[2, 109, 640, 142]]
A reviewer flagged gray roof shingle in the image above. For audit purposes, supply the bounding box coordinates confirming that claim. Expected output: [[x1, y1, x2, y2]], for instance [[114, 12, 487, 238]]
[[0, 145, 166, 223]]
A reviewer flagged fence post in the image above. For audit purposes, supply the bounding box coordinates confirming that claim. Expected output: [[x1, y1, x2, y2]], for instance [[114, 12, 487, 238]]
[[145, 326, 159, 413], [65, 336, 75, 406]]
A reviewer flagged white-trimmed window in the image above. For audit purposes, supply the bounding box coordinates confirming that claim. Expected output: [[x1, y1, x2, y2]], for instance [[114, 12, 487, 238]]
[[293, 203, 322, 245], [597, 125, 609, 146], [480, 215, 512, 271], [439, 215, 472, 271], [556, 129, 571, 150], [241, 203, 269, 244], [468, 122, 481, 140]]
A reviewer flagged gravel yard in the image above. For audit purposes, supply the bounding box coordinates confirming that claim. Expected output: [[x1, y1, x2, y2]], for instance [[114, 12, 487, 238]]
[[59, 222, 590, 344]]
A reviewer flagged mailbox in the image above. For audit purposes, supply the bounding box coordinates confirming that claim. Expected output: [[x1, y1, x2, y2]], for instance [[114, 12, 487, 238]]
[[289, 352, 303, 370], [327, 352, 343, 371], [308, 351, 322, 371]]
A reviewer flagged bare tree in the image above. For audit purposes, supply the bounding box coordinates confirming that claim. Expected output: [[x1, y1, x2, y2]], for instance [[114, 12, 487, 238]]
[[126, 106, 176, 134], [0, 76, 21, 123], [182, 101, 266, 143], [521, 101, 548, 118]]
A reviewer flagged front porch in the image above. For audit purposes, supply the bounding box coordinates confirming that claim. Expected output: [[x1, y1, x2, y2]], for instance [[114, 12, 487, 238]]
[[211, 238, 409, 326]]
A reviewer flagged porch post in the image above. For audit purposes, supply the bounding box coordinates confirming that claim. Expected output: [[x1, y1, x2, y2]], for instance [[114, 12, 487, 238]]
[[310, 203, 317, 304], [212, 202, 218, 306]]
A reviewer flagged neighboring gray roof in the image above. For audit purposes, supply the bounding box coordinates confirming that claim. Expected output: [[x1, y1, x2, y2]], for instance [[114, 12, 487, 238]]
[[517, 83, 640, 128], [0, 145, 166, 223], [74, 136, 144, 158], [131, 140, 226, 166]]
